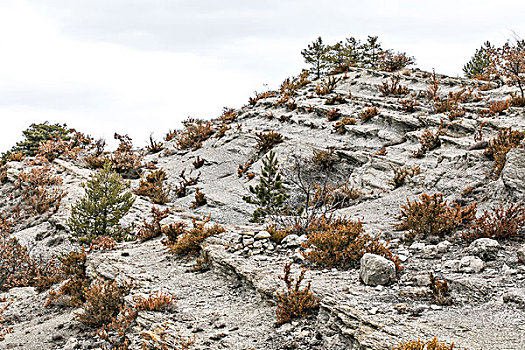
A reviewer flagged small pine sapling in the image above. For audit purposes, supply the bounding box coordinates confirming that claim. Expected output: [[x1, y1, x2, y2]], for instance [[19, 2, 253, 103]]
[[243, 151, 290, 223]]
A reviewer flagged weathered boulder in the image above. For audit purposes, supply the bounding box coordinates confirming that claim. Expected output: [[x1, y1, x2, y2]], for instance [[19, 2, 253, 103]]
[[517, 244, 525, 263], [459, 256, 484, 273], [468, 238, 500, 261], [359, 253, 396, 286]]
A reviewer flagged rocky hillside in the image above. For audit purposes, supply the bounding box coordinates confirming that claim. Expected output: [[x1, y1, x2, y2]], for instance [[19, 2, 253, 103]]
[[1, 67, 524, 350]]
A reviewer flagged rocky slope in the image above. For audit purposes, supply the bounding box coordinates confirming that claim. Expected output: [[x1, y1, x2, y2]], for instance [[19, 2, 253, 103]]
[[1, 67, 524, 350]]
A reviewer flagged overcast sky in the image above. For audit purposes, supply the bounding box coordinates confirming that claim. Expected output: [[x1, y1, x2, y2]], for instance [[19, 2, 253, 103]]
[[1, 0, 524, 152]]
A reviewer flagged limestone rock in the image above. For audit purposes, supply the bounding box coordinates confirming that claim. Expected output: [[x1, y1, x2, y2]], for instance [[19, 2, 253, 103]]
[[459, 256, 484, 273], [502, 148, 525, 196], [468, 238, 500, 261], [359, 253, 396, 286], [518, 244, 525, 263]]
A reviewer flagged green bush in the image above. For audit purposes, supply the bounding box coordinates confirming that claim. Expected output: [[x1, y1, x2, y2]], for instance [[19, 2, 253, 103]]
[[68, 163, 135, 244]]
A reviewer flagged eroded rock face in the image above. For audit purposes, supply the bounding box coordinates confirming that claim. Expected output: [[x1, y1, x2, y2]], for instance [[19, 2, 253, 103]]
[[502, 148, 525, 197], [1, 67, 525, 350], [359, 253, 396, 286]]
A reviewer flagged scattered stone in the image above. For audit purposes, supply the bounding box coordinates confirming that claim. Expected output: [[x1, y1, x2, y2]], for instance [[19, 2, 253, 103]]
[[459, 256, 484, 273], [468, 238, 500, 261], [281, 234, 307, 248], [359, 253, 396, 286], [254, 231, 271, 240]]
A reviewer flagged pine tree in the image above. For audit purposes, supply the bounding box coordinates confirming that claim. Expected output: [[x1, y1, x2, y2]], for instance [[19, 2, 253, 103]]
[[463, 41, 492, 79], [68, 163, 135, 244], [243, 151, 289, 223], [361, 36, 383, 69], [301, 36, 329, 80]]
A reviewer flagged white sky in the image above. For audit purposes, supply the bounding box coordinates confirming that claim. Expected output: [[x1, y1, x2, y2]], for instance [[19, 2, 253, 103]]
[[1, 0, 524, 152]]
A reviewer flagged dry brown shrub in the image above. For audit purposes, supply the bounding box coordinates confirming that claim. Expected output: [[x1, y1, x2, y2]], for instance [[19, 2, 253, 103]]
[[311, 182, 362, 210], [412, 125, 446, 158], [173, 169, 200, 198], [164, 217, 225, 256], [302, 217, 400, 270], [134, 169, 170, 204], [326, 108, 341, 122], [333, 116, 356, 134], [45, 250, 88, 307], [176, 119, 214, 151], [111, 133, 142, 178], [134, 291, 177, 312], [249, 90, 278, 105], [359, 107, 379, 122], [393, 337, 454, 350], [16, 165, 67, 214], [255, 131, 284, 154], [488, 99, 511, 116], [0, 302, 12, 341], [428, 273, 451, 306], [390, 165, 420, 189], [0, 237, 62, 292], [89, 236, 117, 251], [379, 75, 410, 96], [483, 127, 525, 177], [137, 207, 170, 241], [463, 202, 525, 241], [76, 278, 133, 328], [400, 98, 419, 113], [273, 262, 319, 325], [394, 193, 477, 242]]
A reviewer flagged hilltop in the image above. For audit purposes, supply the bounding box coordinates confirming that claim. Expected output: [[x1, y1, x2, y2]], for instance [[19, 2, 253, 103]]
[[0, 65, 524, 350]]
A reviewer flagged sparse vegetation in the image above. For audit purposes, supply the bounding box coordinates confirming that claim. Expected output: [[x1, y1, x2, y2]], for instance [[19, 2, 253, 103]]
[[464, 202, 525, 241], [176, 119, 214, 150], [393, 337, 454, 350], [483, 127, 525, 177], [164, 216, 224, 256], [390, 165, 420, 189], [429, 273, 451, 306], [379, 75, 410, 96], [190, 187, 207, 208], [16, 165, 67, 214], [137, 207, 170, 241], [273, 262, 319, 325], [255, 131, 284, 154], [463, 41, 493, 79], [133, 291, 177, 312], [333, 116, 356, 134], [359, 107, 379, 122], [395, 193, 477, 242], [134, 169, 170, 204]]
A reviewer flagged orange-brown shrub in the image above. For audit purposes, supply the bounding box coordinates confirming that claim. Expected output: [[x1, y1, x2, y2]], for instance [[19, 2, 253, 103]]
[[217, 108, 238, 123], [315, 76, 341, 96], [0, 302, 11, 341], [325, 95, 347, 105], [173, 169, 200, 198], [463, 202, 525, 241], [133, 291, 177, 312], [273, 262, 319, 325], [0, 237, 62, 292], [483, 127, 525, 177], [379, 75, 410, 96], [326, 108, 341, 121], [89, 236, 117, 251], [393, 337, 454, 350], [394, 193, 477, 242], [359, 107, 379, 122], [412, 128, 443, 158], [134, 169, 170, 204], [76, 278, 132, 328], [302, 217, 401, 270], [16, 165, 67, 214], [45, 250, 88, 307], [311, 148, 337, 171], [425, 70, 441, 102], [111, 133, 142, 179], [190, 187, 206, 208], [488, 99, 511, 116], [510, 92, 525, 107], [333, 116, 356, 134], [249, 90, 278, 105], [193, 156, 205, 169], [255, 131, 284, 154], [176, 119, 214, 150], [390, 165, 420, 189], [215, 123, 231, 138], [164, 217, 225, 256], [428, 273, 451, 306], [400, 98, 419, 113], [137, 207, 170, 241], [310, 182, 362, 209]]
